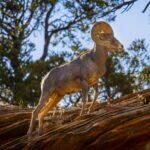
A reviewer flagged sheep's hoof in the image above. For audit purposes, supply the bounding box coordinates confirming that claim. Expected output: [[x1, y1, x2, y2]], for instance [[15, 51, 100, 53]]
[[27, 129, 32, 136], [80, 111, 83, 116], [38, 129, 43, 136], [80, 109, 87, 116], [74, 116, 81, 120], [88, 108, 92, 114]]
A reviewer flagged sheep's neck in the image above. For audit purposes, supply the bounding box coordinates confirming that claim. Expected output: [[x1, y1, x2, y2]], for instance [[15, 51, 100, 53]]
[[94, 43, 108, 72]]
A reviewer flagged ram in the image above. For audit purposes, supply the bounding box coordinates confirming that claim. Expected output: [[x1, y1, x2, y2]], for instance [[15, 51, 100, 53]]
[[27, 21, 124, 136]]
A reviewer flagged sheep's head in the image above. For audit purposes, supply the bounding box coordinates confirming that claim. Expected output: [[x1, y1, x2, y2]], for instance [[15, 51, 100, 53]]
[[91, 21, 124, 52]]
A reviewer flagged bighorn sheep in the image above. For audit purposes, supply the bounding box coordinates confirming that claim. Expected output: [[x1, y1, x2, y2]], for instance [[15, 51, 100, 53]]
[[27, 21, 124, 136]]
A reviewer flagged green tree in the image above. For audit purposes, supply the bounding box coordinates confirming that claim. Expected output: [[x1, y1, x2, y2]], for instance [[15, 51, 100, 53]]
[[100, 39, 150, 99], [0, 0, 43, 105]]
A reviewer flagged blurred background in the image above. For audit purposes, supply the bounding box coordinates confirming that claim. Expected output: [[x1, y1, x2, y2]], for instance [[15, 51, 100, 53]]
[[0, 0, 149, 107]]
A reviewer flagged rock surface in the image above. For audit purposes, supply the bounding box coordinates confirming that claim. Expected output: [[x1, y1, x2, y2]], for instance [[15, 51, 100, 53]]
[[0, 89, 150, 150]]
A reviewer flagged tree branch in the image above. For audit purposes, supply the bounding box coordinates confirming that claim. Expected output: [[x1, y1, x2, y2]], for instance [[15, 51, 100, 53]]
[[40, 3, 57, 60], [99, 0, 138, 18], [40, 0, 139, 60], [142, 1, 150, 13]]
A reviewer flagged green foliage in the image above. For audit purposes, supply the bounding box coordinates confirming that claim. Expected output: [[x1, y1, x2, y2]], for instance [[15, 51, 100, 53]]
[[101, 39, 149, 99], [139, 67, 150, 83], [0, 0, 43, 106]]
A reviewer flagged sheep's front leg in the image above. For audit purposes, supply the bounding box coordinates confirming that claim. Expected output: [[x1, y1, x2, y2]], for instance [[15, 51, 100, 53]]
[[80, 80, 89, 116], [27, 103, 44, 136], [27, 93, 49, 136], [38, 95, 62, 135], [88, 84, 98, 113]]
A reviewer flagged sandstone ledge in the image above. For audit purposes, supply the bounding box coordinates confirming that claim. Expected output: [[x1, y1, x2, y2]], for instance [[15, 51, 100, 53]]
[[0, 89, 150, 150]]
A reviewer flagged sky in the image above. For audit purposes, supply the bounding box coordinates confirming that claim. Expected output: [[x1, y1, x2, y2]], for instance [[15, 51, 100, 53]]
[[30, 0, 150, 59], [110, 0, 150, 49]]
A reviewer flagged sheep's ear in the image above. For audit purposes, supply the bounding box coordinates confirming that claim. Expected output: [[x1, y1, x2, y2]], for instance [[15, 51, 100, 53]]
[[91, 21, 114, 42]]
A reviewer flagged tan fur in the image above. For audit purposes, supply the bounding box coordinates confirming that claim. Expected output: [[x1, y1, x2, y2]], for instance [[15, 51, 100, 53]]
[[27, 21, 124, 136]]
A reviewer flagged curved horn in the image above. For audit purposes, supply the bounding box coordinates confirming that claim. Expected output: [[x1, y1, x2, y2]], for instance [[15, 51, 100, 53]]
[[91, 21, 114, 42]]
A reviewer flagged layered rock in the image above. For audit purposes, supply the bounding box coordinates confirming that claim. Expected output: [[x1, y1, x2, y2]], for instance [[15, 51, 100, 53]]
[[0, 89, 149, 150]]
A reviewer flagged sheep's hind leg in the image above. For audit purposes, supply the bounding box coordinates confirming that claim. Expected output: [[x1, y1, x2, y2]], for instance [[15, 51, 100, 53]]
[[88, 84, 98, 113], [80, 80, 89, 116], [38, 94, 62, 135]]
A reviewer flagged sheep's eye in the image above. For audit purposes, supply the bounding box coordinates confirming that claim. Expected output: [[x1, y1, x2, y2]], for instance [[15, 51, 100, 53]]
[[99, 36, 103, 40], [96, 34, 99, 38]]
